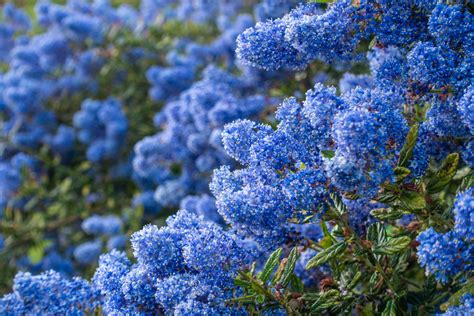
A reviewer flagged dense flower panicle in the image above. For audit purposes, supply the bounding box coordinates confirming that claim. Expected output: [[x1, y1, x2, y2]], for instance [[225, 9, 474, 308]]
[[81, 214, 123, 236], [417, 229, 472, 284], [344, 198, 382, 236], [179, 193, 223, 224], [92, 210, 250, 314], [458, 86, 474, 134], [407, 41, 456, 89], [213, 80, 417, 247], [73, 239, 102, 265], [417, 189, 473, 283], [134, 65, 269, 210], [236, 3, 319, 70], [2, 3, 31, 32], [106, 234, 127, 251], [453, 188, 474, 241], [428, 4, 472, 49], [0, 270, 100, 314], [73, 98, 128, 163], [339, 73, 373, 93], [254, 0, 304, 21], [92, 250, 131, 312]]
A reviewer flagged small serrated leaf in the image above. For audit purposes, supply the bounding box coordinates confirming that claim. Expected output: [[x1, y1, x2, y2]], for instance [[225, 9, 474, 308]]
[[399, 191, 426, 210], [394, 166, 411, 182], [321, 150, 335, 159], [330, 193, 347, 217], [457, 175, 474, 194], [382, 300, 397, 316], [371, 208, 409, 220], [373, 236, 411, 255], [306, 242, 347, 270], [367, 223, 388, 244], [427, 153, 460, 194], [398, 124, 419, 167], [258, 248, 282, 283], [347, 271, 362, 290], [280, 248, 299, 287]]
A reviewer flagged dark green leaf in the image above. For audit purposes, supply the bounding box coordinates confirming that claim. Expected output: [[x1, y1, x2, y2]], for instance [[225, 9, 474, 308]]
[[347, 271, 362, 290], [330, 193, 347, 217], [258, 248, 282, 283], [306, 242, 347, 269], [394, 166, 411, 182], [367, 223, 388, 244], [427, 153, 460, 194], [290, 274, 305, 293], [382, 300, 397, 316], [280, 247, 299, 287], [457, 175, 474, 193], [373, 236, 411, 255], [398, 124, 419, 167], [321, 150, 335, 159], [371, 208, 409, 220], [399, 191, 426, 210]]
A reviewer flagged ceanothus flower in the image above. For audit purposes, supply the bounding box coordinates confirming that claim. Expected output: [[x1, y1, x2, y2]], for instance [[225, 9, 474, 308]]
[[81, 214, 123, 236], [0, 270, 100, 314], [453, 188, 474, 241], [73, 240, 102, 265], [417, 228, 472, 284]]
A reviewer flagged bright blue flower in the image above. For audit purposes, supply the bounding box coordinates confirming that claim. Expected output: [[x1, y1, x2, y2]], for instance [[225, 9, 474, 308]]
[[92, 250, 131, 313], [82, 214, 123, 236], [107, 235, 127, 251], [0, 270, 100, 314], [453, 188, 474, 241], [417, 228, 472, 283], [73, 240, 102, 265]]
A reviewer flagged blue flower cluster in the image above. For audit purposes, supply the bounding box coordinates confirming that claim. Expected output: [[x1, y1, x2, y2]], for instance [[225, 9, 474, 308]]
[[73, 98, 128, 163], [73, 214, 126, 265], [92, 210, 250, 314], [417, 189, 473, 283], [133, 65, 270, 211], [211, 82, 413, 247], [0, 270, 100, 314]]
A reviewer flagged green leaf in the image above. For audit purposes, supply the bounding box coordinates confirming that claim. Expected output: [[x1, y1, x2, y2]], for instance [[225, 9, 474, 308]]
[[258, 248, 282, 283], [330, 193, 347, 217], [347, 271, 362, 290], [375, 192, 398, 203], [427, 153, 460, 194], [399, 191, 426, 210], [373, 236, 411, 255], [280, 247, 299, 287], [255, 294, 266, 304], [397, 124, 419, 167], [290, 274, 305, 293], [371, 208, 409, 220], [27, 240, 51, 264], [458, 175, 474, 194], [306, 242, 347, 269], [367, 223, 388, 244], [394, 166, 411, 182], [382, 300, 397, 316], [321, 150, 335, 159]]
